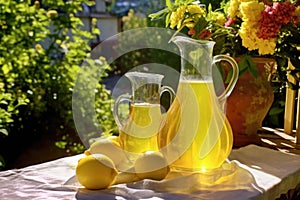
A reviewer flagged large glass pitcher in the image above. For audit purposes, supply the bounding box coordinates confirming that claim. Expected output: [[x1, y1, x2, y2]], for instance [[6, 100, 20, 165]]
[[159, 36, 239, 172], [114, 72, 175, 161]]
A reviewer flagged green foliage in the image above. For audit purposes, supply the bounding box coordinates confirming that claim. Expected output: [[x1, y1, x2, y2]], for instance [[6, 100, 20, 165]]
[[276, 23, 300, 89], [1, 0, 89, 131], [148, 0, 300, 129], [0, 155, 5, 171], [73, 57, 117, 145], [0, 0, 115, 168], [237, 56, 259, 78], [200, 0, 229, 10], [0, 86, 29, 136], [113, 9, 150, 74], [113, 9, 180, 75], [263, 84, 286, 128]]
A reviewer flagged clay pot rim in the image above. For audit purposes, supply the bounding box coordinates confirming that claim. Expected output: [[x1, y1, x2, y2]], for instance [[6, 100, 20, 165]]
[[234, 56, 276, 64]]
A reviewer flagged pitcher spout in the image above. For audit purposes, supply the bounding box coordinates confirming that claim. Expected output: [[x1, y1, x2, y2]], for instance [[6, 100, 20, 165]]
[[171, 35, 215, 50], [171, 35, 216, 81]]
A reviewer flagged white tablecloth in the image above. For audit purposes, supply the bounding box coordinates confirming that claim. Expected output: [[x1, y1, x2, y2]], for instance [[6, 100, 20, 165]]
[[1, 145, 300, 200]]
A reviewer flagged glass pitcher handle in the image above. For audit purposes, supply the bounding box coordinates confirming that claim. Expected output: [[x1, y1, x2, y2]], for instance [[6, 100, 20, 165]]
[[160, 86, 175, 112], [213, 55, 239, 102], [113, 94, 131, 128]]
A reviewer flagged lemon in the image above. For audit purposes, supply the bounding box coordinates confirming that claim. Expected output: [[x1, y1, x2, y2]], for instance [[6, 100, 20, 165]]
[[134, 151, 170, 180], [76, 154, 118, 190], [85, 136, 128, 168]]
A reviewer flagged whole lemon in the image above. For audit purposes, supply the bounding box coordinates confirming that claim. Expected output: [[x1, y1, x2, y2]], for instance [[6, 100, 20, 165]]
[[134, 151, 170, 181], [85, 136, 128, 168], [76, 154, 118, 190]]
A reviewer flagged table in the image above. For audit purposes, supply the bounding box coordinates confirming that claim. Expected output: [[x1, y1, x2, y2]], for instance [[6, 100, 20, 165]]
[[1, 131, 300, 200]]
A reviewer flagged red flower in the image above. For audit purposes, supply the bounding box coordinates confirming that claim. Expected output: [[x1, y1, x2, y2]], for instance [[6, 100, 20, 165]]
[[258, 2, 296, 39], [262, 0, 273, 6], [188, 29, 196, 36], [199, 29, 212, 39], [225, 18, 235, 27]]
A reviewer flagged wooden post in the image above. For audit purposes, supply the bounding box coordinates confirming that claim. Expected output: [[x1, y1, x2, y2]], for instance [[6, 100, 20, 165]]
[[284, 61, 297, 134], [296, 88, 300, 144]]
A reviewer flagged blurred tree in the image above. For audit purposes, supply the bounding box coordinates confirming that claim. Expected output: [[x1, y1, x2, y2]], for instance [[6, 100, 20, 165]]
[[0, 0, 116, 169]]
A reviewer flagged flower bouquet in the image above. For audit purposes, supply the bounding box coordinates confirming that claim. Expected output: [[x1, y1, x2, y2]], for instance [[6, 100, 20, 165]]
[[150, 0, 300, 146], [150, 0, 300, 87]]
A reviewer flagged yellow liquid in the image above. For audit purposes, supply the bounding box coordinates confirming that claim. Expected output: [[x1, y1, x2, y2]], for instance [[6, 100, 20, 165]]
[[159, 80, 233, 171], [120, 103, 162, 155]]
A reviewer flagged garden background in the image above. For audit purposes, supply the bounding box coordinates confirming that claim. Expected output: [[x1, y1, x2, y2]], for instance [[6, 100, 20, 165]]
[[0, 0, 286, 170]]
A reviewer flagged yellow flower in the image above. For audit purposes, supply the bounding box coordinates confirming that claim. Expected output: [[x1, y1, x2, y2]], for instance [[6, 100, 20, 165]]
[[92, 18, 97, 26], [35, 44, 43, 53], [187, 4, 205, 15], [128, 9, 134, 18], [257, 39, 276, 55], [227, 0, 240, 19], [47, 10, 58, 19], [0, 82, 4, 89], [209, 11, 227, 25], [122, 16, 130, 22], [34, 0, 40, 9], [169, 4, 206, 30], [237, 1, 275, 55], [170, 5, 187, 29], [227, 0, 260, 19], [56, 39, 62, 45], [295, 6, 300, 19], [239, 22, 257, 47], [182, 18, 195, 29], [122, 9, 135, 22], [240, 1, 264, 22], [239, 21, 275, 55]]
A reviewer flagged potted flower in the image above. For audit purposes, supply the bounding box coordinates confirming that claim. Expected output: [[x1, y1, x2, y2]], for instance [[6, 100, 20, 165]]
[[149, 0, 300, 147]]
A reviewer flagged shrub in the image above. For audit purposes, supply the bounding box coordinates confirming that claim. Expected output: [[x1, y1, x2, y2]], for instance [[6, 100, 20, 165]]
[[113, 9, 181, 75], [0, 0, 115, 169]]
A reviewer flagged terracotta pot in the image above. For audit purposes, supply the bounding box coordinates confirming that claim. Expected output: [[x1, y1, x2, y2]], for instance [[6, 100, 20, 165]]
[[225, 57, 275, 147]]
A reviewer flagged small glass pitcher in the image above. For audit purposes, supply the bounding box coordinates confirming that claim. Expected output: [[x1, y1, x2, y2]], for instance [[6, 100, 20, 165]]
[[159, 36, 239, 172], [113, 72, 175, 159]]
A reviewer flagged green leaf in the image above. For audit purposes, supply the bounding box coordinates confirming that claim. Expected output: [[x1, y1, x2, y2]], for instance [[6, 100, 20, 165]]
[[193, 17, 209, 35], [166, 0, 173, 10], [288, 25, 300, 41], [148, 8, 168, 19], [225, 68, 233, 84], [290, 50, 300, 70], [237, 56, 258, 78], [183, 0, 196, 5], [2, 64, 10, 75], [55, 141, 67, 149], [208, 4, 212, 13], [165, 12, 171, 27], [0, 129, 8, 136], [0, 155, 5, 170], [246, 56, 259, 78], [268, 107, 284, 116], [237, 56, 249, 77], [0, 100, 8, 105]]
